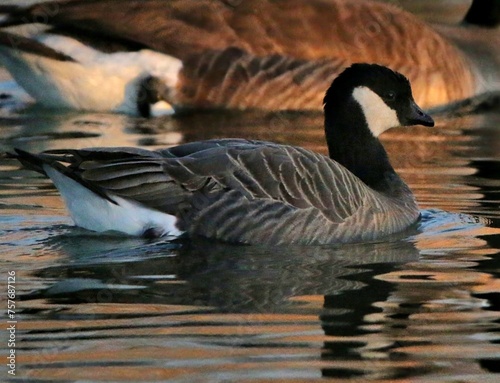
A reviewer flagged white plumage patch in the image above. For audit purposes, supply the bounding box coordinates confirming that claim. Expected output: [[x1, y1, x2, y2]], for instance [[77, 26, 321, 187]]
[[0, 33, 183, 115], [43, 165, 183, 237], [352, 86, 400, 137], [150, 100, 177, 117]]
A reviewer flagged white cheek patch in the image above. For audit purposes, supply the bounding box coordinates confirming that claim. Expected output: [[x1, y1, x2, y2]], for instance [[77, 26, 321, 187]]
[[352, 86, 400, 137]]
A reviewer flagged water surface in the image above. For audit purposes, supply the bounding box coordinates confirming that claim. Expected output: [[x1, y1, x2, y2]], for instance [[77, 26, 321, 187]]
[[1, 96, 499, 381]]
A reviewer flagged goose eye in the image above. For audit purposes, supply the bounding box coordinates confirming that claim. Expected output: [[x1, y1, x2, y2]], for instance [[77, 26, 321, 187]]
[[385, 91, 396, 101]]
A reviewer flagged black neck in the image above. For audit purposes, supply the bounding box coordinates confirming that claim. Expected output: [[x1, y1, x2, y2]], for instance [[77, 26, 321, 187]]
[[325, 101, 400, 194]]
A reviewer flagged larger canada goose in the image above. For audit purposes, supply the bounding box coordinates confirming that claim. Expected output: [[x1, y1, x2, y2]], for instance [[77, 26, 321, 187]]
[[10, 64, 434, 245], [0, 0, 498, 116]]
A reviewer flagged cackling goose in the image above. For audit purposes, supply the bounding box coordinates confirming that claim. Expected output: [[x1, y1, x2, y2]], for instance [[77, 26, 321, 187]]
[[10, 64, 434, 245]]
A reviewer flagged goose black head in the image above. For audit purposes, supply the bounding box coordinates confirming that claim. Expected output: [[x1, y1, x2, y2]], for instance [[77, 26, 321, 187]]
[[324, 63, 434, 138]]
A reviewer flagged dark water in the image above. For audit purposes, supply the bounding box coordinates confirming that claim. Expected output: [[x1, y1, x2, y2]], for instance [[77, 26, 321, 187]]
[[1, 98, 500, 382]]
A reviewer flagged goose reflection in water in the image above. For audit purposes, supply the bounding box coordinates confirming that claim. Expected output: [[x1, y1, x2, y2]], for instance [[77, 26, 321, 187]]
[[18, 225, 500, 380], [27, 236, 419, 310]]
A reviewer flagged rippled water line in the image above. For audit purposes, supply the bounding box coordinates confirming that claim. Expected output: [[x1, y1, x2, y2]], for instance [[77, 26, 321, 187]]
[[1, 85, 499, 381]]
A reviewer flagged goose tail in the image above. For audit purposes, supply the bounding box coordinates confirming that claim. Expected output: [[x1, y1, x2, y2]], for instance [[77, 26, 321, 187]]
[[7, 148, 52, 176], [10, 148, 183, 238], [0, 30, 75, 62], [9, 148, 116, 204]]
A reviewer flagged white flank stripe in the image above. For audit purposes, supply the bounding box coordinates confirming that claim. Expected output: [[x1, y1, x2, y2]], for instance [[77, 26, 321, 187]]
[[43, 165, 183, 237]]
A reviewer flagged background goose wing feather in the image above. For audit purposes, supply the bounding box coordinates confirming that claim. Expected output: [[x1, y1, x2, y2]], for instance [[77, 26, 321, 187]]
[[177, 48, 345, 110], [0, 0, 427, 60]]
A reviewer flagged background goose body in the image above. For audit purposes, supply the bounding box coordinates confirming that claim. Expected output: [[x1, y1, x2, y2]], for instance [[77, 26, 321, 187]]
[[0, 0, 498, 115], [11, 64, 435, 245], [0, 31, 182, 114]]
